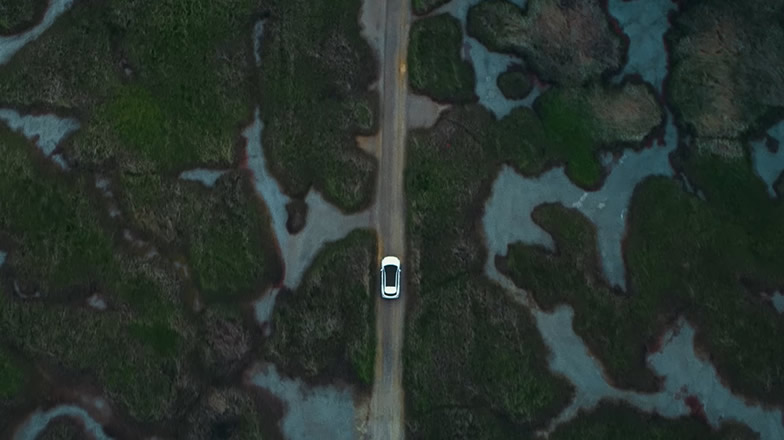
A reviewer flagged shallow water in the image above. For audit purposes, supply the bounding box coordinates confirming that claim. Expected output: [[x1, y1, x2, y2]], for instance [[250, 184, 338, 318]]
[[178, 169, 227, 187], [243, 109, 371, 327], [0, 109, 79, 169], [13, 405, 112, 440], [482, 117, 676, 290], [250, 363, 357, 440], [485, 260, 783, 438], [86, 294, 107, 311], [433, 0, 534, 118], [0, 0, 75, 66], [253, 20, 264, 67], [531, 302, 784, 438], [770, 292, 784, 314], [481, 105, 783, 435], [751, 121, 784, 198], [649, 320, 784, 440], [608, 0, 675, 92]]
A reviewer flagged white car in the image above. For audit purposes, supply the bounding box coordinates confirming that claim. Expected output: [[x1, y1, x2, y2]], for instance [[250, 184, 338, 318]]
[[380, 256, 401, 299]]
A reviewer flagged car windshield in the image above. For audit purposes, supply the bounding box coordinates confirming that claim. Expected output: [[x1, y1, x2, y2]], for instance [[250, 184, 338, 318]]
[[384, 265, 397, 287]]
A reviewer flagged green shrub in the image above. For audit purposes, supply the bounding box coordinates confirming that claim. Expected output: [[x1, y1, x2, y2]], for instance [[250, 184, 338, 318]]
[[405, 105, 574, 437], [0, 0, 47, 34], [667, 0, 784, 140], [467, 0, 624, 86], [266, 229, 377, 386], [0, 344, 24, 400], [258, 0, 379, 212], [496, 68, 532, 100], [408, 14, 476, 103], [0, 127, 195, 422]]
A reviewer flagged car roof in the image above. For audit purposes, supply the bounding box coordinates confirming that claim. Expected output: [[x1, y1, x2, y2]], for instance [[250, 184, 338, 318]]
[[381, 256, 400, 267]]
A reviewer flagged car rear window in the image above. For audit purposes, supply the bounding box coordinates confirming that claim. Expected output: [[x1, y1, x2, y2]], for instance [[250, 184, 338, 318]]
[[384, 265, 397, 287]]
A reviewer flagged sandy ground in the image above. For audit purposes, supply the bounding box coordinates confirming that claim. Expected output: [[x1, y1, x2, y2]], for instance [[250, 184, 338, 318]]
[[0, 0, 74, 66], [405, 94, 448, 129], [355, 134, 380, 159], [751, 121, 784, 198], [359, 0, 386, 57], [0, 109, 79, 169]]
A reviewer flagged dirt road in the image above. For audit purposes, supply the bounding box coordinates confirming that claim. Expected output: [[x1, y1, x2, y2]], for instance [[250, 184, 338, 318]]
[[366, 0, 410, 438]]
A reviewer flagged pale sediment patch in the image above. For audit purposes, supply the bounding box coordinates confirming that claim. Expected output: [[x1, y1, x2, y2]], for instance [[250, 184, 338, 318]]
[[94, 176, 121, 217], [406, 93, 449, 129], [482, 117, 677, 290], [359, 0, 385, 57], [178, 169, 228, 188], [355, 134, 379, 159], [13, 405, 113, 440], [249, 363, 357, 440], [86, 293, 107, 311], [0, 109, 79, 169], [751, 121, 784, 198], [0, 0, 74, 66], [243, 109, 371, 328], [608, 0, 675, 92]]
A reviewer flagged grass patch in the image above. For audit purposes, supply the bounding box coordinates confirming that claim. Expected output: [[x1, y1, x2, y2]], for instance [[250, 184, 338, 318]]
[[258, 0, 378, 212], [535, 83, 662, 187], [0, 283, 190, 422], [0, 125, 116, 295], [0, 0, 260, 171], [265, 229, 377, 386], [406, 276, 573, 438], [667, 0, 784, 140], [408, 14, 476, 103], [0, 344, 24, 400], [114, 171, 281, 303], [550, 402, 759, 440], [0, 0, 47, 34], [467, 0, 624, 86], [0, 127, 197, 422], [501, 151, 784, 402], [405, 105, 574, 437], [496, 68, 532, 100], [0, 0, 281, 303]]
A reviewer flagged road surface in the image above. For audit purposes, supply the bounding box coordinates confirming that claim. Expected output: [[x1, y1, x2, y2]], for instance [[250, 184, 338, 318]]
[[366, 0, 410, 437]]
